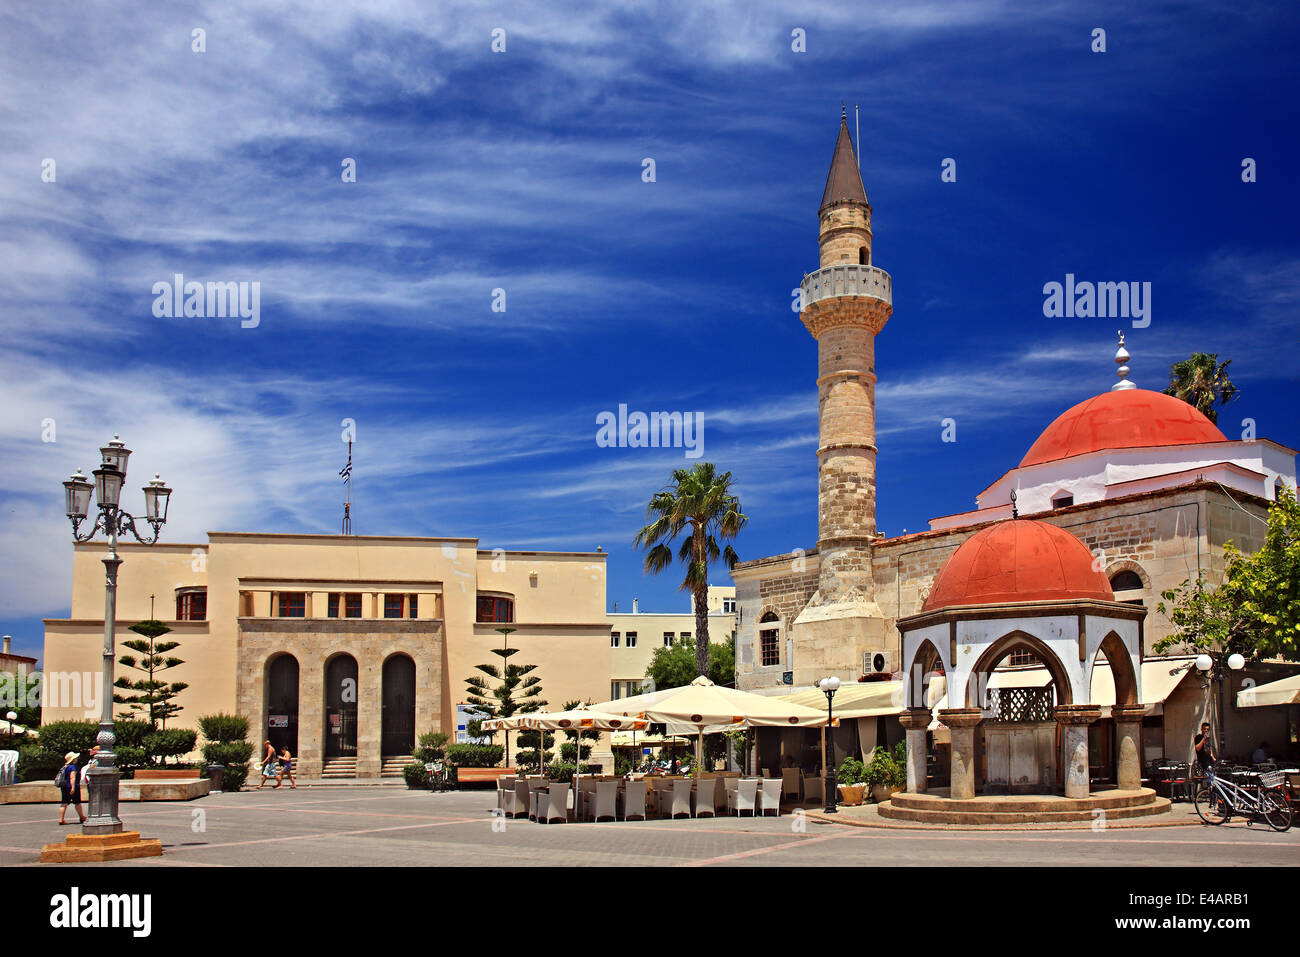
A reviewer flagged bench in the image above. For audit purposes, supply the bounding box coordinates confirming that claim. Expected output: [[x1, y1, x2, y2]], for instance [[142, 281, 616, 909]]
[[453, 767, 517, 787], [132, 768, 202, 780]]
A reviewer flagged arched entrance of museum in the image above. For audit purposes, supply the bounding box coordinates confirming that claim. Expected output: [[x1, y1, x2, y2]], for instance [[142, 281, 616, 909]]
[[264, 653, 299, 755], [381, 653, 416, 758], [966, 631, 1073, 795], [324, 653, 359, 758]]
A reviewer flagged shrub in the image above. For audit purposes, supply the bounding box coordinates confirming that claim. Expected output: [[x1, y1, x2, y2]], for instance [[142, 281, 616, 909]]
[[145, 729, 198, 764], [544, 761, 600, 782], [113, 719, 152, 749], [16, 745, 61, 783], [558, 742, 592, 763], [202, 741, 254, 766], [31, 720, 99, 759], [403, 763, 430, 789], [445, 743, 504, 768], [223, 762, 249, 792], [837, 756, 868, 786], [862, 746, 905, 790], [114, 746, 148, 776], [415, 730, 449, 762], [614, 754, 632, 777], [198, 713, 250, 743]]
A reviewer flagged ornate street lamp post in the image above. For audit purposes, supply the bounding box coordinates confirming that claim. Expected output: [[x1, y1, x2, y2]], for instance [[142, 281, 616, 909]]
[[1194, 652, 1245, 760], [62, 435, 171, 836], [819, 675, 840, 814]]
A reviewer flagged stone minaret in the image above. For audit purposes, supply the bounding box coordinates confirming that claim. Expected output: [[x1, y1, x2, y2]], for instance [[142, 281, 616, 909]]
[[791, 109, 894, 683]]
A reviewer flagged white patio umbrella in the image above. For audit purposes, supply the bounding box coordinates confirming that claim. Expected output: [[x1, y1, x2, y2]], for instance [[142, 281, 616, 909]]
[[594, 676, 832, 777], [1237, 673, 1300, 708], [523, 705, 648, 814]]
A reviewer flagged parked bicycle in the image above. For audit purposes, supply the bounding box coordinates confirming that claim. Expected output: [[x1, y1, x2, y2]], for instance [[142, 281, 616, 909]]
[[425, 760, 453, 792], [1193, 763, 1293, 831]]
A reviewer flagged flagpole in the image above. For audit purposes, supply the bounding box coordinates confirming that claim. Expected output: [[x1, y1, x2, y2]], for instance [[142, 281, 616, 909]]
[[341, 439, 352, 535]]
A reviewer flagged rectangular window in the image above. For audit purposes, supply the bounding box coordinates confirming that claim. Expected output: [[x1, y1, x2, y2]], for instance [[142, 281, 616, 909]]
[[384, 594, 405, 618], [680, 632, 691, 643], [328, 592, 340, 618], [176, 590, 206, 621], [663, 631, 674, 646], [345, 593, 362, 618], [626, 681, 640, 697], [476, 596, 515, 623], [611, 632, 620, 648], [760, 628, 779, 667], [1008, 649, 1039, 667], [408, 594, 418, 618], [1052, 494, 1074, 509], [278, 592, 305, 618], [625, 632, 637, 648], [723, 598, 736, 614], [611, 682, 621, 700]]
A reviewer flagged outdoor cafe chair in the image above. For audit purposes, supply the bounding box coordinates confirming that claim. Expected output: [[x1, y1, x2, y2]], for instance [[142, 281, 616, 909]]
[[668, 779, 693, 819], [512, 778, 531, 819], [537, 782, 569, 824], [759, 777, 782, 816], [803, 774, 824, 805], [690, 781, 716, 818], [727, 778, 757, 816], [0, 750, 17, 788], [585, 781, 618, 822], [781, 768, 801, 800], [619, 780, 647, 821], [713, 775, 729, 813], [498, 777, 521, 818]]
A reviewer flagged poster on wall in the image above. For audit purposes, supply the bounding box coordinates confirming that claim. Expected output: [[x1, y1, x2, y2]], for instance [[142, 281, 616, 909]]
[[268, 714, 288, 729], [456, 703, 490, 744]]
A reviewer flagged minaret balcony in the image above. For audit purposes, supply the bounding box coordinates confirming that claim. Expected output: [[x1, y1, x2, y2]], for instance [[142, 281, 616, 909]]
[[800, 263, 892, 309]]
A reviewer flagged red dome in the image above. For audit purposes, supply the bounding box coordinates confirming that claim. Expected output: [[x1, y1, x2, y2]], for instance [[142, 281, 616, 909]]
[[923, 519, 1114, 612], [1020, 389, 1226, 468]]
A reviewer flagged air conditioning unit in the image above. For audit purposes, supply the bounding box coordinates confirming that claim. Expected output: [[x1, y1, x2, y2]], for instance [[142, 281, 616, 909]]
[[863, 650, 896, 677]]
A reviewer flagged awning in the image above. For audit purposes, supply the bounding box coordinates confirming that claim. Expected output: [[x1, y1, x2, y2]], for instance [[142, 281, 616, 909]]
[[776, 680, 907, 719], [1237, 673, 1300, 708]]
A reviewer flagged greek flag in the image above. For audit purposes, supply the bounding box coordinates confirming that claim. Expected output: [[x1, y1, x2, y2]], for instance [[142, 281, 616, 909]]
[[339, 460, 352, 481]]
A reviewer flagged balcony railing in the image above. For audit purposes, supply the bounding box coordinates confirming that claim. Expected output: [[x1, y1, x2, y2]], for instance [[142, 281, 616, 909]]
[[800, 264, 892, 309]]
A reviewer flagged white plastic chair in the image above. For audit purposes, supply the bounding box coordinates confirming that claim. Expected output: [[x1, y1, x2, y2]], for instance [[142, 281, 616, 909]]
[[0, 750, 17, 787], [690, 780, 716, 818], [540, 783, 569, 824], [669, 779, 693, 819], [760, 777, 782, 816]]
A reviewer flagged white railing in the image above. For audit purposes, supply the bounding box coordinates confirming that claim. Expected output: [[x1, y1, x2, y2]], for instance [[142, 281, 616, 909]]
[[800, 264, 892, 308]]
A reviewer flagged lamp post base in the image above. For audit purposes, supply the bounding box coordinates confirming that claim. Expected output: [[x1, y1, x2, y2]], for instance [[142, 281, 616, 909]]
[[40, 831, 162, 863], [83, 766, 123, 835]]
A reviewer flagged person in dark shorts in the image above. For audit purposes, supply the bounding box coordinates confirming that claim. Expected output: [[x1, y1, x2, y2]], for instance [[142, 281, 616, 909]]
[[257, 740, 277, 789], [57, 752, 86, 825], [274, 747, 296, 789], [1194, 722, 1217, 778]]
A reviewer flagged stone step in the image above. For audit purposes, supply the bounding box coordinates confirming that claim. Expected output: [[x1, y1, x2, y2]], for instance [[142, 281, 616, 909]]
[[877, 795, 1171, 825], [889, 787, 1160, 814]]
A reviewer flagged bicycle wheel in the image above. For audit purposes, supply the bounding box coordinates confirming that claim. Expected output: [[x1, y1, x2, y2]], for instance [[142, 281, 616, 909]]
[[1194, 785, 1230, 824], [1261, 791, 1293, 832]]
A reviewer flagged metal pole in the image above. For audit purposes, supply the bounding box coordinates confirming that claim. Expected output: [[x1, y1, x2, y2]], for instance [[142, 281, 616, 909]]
[[84, 518, 123, 835], [824, 690, 837, 814]]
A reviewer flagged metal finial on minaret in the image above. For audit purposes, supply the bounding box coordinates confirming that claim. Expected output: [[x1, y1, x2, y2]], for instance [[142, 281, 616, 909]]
[[1112, 330, 1136, 391], [1010, 489, 1019, 519]]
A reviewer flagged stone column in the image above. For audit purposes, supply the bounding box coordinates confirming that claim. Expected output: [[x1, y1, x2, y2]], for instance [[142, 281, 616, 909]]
[[899, 707, 932, 794], [356, 650, 383, 778], [1055, 705, 1102, 799], [1112, 705, 1146, 791], [938, 708, 984, 800], [298, 654, 325, 779]]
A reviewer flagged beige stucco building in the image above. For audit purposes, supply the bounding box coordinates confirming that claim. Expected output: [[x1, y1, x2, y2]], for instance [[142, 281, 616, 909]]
[[43, 533, 611, 778], [608, 586, 736, 700]]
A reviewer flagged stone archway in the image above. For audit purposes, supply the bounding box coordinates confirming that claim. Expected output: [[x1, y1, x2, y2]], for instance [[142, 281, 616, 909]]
[[964, 630, 1075, 710], [1093, 630, 1143, 789], [264, 653, 299, 756], [324, 653, 359, 759], [381, 653, 416, 758]]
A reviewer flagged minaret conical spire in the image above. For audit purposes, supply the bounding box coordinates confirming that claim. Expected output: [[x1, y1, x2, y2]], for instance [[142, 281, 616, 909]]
[[820, 109, 868, 211]]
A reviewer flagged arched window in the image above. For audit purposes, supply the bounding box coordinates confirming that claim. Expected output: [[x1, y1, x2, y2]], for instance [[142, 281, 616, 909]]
[[759, 611, 780, 667], [476, 594, 515, 623], [176, 587, 206, 621], [1110, 570, 1144, 592]]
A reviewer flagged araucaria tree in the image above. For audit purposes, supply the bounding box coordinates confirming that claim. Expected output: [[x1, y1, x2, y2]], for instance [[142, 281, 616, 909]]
[[114, 619, 188, 730], [1164, 352, 1238, 424], [464, 627, 546, 765], [634, 462, 746, 678]]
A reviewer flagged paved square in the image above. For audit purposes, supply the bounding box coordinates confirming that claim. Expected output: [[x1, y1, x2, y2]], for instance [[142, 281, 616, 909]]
[[3, 786, 1298, 867]]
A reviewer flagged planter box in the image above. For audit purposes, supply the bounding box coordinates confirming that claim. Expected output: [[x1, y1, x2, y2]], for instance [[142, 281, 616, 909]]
[[837, 783, 866, 806]]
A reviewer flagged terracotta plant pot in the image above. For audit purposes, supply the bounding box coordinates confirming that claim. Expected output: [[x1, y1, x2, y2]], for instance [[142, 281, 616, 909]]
[[871, 784, 902, 803], [837, 783, 866, 806]]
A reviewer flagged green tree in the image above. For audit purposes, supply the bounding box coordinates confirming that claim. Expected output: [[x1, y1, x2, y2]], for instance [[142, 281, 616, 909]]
[[463, 626, 546, 765], [645, 633, 736, 691], [1156, 487, 1300, 661], [555, 699, 601, 769], [1163, 352, 1238, 424], [634, 463, 746, 678], [113, 619, 188, 730]]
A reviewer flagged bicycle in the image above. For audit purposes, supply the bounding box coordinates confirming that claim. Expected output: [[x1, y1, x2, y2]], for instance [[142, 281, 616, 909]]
[[1193, 763, 1293, 831]]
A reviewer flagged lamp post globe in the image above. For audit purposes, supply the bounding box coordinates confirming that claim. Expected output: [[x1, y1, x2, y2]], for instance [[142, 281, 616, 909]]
[[1195, 654, 1213, 673], [1226, 653, 1246, 671]]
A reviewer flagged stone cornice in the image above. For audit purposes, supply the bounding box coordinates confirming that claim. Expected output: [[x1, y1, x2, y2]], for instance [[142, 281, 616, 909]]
[[897, 598, 1148, 633]]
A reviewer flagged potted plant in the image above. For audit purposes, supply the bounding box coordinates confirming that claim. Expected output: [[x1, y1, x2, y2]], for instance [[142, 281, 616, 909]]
[[836, 756, 868, 806], [863, 745, 905, 803]]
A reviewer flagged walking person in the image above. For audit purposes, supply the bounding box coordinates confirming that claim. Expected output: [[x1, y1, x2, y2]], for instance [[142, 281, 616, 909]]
[[257, 740, 277, 790], [57, 752, 86, 825], [274, 747, 296, 789], [81, 745, 100, 801]]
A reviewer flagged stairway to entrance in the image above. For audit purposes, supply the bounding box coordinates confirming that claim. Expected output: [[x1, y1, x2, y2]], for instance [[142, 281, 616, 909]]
[[877, 787, 1171, 825], [321, 757, 357, 779], [380, 755, 411, 778]]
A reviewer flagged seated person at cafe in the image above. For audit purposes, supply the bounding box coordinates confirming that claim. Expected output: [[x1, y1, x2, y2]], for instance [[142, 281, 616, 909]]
[[1251, 741, 1271, 764]]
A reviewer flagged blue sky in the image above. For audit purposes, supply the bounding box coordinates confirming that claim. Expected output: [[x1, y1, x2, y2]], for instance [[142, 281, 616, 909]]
[[2, 1, 1297, 661]]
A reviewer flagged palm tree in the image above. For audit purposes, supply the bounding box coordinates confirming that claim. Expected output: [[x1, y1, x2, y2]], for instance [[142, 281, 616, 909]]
[[634, 463, 747, 678], [1164, 353, 1238, 424]]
